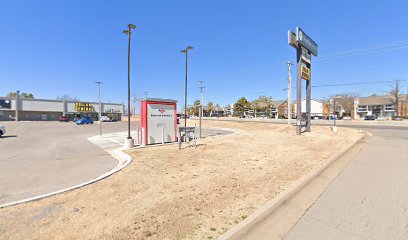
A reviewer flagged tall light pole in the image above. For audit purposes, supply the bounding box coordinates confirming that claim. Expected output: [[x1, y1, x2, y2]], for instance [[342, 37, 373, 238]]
[[96, 81, 102, 136], [180, 46, 193, 127], [123, 23, 136, 148]]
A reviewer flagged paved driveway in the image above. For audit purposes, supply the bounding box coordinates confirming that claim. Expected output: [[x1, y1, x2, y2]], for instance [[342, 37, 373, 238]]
[[0, 121, 232, 206], [0, 121, 138, 205]]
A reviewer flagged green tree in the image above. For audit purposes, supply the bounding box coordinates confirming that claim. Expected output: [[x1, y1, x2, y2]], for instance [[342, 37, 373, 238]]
[[7, 92, 35, 98], [233, 97, 250, 115], [189, 99, 201, 116]]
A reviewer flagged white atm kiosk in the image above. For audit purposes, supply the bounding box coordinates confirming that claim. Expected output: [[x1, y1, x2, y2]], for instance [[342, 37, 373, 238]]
[[141, 98, 178, 145]]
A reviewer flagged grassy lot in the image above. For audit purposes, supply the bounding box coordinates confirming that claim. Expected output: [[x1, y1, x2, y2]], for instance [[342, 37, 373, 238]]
[[0, 120, 364, 240]]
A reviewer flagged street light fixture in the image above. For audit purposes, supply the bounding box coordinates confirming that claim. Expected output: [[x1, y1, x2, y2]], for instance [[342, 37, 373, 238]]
[[180, 45, 193, 127], [95, 81, 102, 136], [122, 23, 136, 148]]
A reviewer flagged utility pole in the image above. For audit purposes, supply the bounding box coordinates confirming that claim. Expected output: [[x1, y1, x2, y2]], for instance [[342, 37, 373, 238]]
[[132, 94, 137, 116], [96, 81, 102, 136], [198, 80, 205, 138], [287, 61, 294, 125], [143, 91, 148, 100]]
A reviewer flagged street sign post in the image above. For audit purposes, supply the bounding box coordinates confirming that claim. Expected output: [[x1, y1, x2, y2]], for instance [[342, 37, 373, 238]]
[[288, 27, 318, 135]]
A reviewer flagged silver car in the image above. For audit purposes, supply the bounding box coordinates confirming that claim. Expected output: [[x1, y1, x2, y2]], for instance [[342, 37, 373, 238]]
[[0, 125, 5, 137]]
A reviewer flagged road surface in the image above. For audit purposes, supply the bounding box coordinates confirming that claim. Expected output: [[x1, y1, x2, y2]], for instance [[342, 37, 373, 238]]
[[0, 121, 230, 206]]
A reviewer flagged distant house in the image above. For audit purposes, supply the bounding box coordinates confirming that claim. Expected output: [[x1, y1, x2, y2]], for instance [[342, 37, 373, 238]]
[[353, 94, 408, 119], [269, 100, 288, 119]]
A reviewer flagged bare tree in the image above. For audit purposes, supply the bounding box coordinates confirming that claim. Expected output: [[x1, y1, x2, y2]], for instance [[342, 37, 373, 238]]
[[389, 80, 401, 116], [56, 95, 80, 101], [327, 93, 359, 117]]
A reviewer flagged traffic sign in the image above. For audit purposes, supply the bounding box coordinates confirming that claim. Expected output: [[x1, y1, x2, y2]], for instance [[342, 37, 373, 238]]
[[296, 27, 318, 56]]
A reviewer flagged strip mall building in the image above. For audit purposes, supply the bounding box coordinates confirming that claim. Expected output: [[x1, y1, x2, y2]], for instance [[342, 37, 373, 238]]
[[0, 96, 124, 121]]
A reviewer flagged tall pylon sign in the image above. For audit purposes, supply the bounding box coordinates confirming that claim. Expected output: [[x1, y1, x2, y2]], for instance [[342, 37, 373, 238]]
[[288, 27, 318, 135]]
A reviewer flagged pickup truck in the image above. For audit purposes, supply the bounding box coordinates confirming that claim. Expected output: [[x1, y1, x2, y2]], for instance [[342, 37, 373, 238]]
[[0, 125, 6, 137]]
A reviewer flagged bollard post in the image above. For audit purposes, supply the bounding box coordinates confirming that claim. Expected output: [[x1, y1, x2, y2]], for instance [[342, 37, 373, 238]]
[[178, 128, 182, 150], [142, 127, 146, 146], [136, 125, 140, 145], [161, 126, 165, 144]]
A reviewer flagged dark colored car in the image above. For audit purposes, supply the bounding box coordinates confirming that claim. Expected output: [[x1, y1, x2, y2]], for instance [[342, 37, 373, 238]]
[[59, 116, 69, 122], [364, 115, 376, 120], [392, 116, 403, 121], [76, 117, 94, 125]]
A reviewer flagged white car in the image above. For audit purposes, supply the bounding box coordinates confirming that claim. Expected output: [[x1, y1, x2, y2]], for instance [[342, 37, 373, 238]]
[[100, 116, 111, 122], [0, 125, 6, 137]]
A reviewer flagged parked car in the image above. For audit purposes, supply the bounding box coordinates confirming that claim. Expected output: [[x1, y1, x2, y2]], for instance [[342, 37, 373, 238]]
[[76, 117, 94, 125], [392, 115, 403, 121], [376, 116, 387, 121], [100, 116, 111, 122], [59, 116, 69, 122], [0, 125, 6, 137], [364, 115, 376, 120], [342, 116, 352, 120]]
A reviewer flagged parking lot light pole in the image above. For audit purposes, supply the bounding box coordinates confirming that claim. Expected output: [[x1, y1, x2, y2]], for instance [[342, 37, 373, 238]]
[[180, 46, 193, 128], [123, 23, 136, 148], [96, 81, 102, 136]]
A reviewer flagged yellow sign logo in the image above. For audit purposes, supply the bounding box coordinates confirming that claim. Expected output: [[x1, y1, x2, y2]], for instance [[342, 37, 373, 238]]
[[301, 65, 310, 81]]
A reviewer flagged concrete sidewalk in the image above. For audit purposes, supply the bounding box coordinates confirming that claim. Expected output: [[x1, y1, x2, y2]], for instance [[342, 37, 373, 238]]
[[282, 128, 408, 240]]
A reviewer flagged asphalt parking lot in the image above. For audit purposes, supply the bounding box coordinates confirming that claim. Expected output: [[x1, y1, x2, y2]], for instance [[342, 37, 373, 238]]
[[0, 121, 138, 205], [0, 121, 232, 206]]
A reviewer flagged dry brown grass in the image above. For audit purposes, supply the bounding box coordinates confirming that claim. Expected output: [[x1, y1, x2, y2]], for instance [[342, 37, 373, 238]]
[[0, 120, 364, 240]]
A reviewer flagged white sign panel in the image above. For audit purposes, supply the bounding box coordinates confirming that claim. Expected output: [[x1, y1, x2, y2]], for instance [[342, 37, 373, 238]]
[[147, 103, 176, 144]]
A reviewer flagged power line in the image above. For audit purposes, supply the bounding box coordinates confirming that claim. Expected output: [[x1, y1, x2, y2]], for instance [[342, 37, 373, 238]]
[[207, 40, 408, 80], [282, 79, 408, 91]]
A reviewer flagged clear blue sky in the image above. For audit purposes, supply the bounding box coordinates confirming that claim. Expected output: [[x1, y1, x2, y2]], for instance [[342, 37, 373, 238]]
[[1, 0, 408, 109]]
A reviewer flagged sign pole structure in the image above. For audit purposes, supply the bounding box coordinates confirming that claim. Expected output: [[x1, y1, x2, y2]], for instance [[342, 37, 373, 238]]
[[306, 59, 312, 132], [296, 47, 302, 135], [288, 27, 318, 135]]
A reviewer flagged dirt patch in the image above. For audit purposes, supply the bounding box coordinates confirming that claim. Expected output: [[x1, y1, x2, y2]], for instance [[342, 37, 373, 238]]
[[0, 120, 364, 240]]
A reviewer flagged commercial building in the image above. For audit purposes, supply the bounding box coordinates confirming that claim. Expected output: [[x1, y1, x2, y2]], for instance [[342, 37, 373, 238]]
[[353, 94, 408, 119], [0, 96, 124, 121], [294, 99, 329, 118]]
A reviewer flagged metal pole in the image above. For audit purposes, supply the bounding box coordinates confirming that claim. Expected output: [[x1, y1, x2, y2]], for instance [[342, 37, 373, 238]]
[[287, 61, 293, 125], [306, 60, 311, 132], [127, 28, 132, 140], [296, 47, 302, 135], [133, 94, 136, 116], [15, 90, 20, 122], [333, 99, 336, 127], [184, 51, 188, 128], [198, 80, 204, 138], [96, 81, 102, 136], [199, 105, 202, 138]]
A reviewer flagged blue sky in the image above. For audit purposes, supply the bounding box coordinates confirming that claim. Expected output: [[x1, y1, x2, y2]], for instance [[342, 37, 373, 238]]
[[1, 0, 408, 109]]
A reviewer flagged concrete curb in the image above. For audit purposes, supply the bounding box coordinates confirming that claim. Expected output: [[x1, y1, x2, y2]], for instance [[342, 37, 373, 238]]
[[0, 136, 132, 209], [219, 131, 368, 240]]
